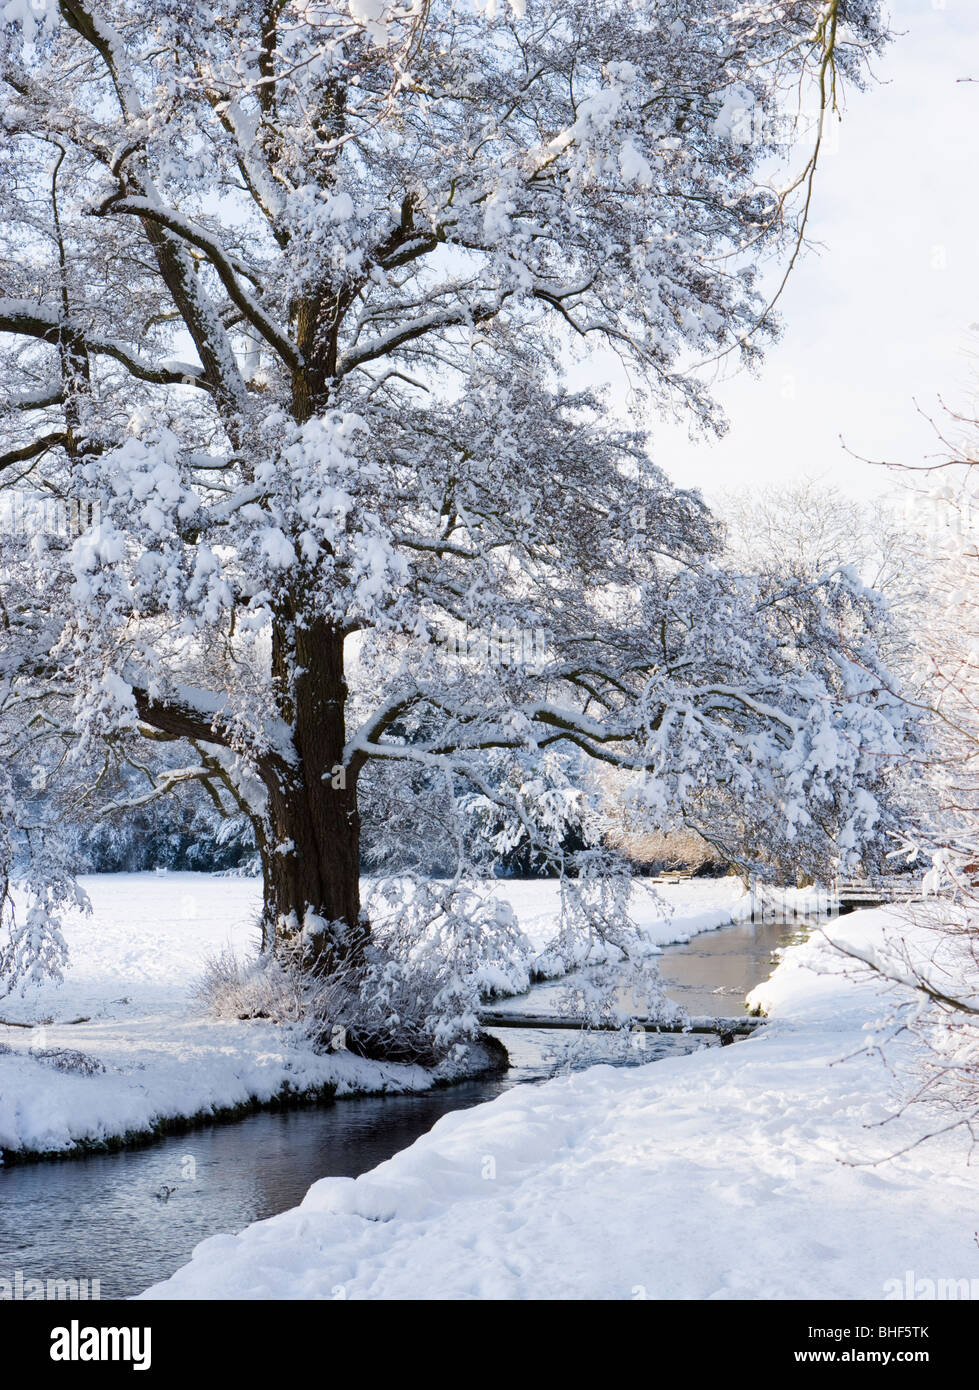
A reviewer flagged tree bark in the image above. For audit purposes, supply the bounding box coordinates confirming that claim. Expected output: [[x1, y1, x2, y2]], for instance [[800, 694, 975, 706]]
[[259, 616, 365, 972], [254, 277, 364, 970]]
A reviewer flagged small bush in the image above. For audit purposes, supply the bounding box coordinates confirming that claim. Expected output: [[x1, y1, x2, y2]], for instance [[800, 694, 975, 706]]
[[197, 945, 453, 1067], [195, 948, 312, 1024], [29, 1047, 105, 1075]]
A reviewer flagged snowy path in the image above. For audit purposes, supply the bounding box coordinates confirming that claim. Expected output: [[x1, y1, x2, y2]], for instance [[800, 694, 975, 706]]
[[0, 874, 758, 1160], [142, 908, 977, 1301]]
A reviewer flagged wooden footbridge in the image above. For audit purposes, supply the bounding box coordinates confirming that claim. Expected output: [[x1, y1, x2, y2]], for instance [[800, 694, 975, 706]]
[[834, 876, 920, 913]]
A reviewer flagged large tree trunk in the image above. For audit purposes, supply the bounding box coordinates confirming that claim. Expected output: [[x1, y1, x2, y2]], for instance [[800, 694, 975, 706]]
[[259, 616, 365, 972], [255, 291, 364, 972]]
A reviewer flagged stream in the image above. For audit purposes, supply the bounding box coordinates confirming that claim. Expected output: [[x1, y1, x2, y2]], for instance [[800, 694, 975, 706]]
[[0, 913, 810, 1300]]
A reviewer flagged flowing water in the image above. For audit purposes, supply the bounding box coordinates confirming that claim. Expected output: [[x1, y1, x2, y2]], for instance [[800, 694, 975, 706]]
[[0, 913, 809, 1299]]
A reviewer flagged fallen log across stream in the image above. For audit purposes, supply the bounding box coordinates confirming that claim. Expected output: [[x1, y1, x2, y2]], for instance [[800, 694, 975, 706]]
[[478, 1012, 766, 1038]]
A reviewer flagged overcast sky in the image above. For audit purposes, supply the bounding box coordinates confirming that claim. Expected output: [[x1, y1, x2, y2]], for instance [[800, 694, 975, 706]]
[[587, 0, 979, 507]]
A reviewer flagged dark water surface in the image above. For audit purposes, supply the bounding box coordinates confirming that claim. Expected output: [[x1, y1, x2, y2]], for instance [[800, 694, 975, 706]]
[[0, 914, 806, 1299]]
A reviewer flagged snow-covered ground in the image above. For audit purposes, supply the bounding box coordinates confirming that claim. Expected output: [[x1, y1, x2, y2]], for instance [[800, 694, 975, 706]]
[[0, 873, 758, 1161], [142, 907, 978, 1301]]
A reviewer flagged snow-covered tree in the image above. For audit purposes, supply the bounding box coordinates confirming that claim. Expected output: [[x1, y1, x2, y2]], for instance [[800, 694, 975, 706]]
[[817, 419, 979, 1154], [892, 423, 979, 888], [719, 479, 919, 595], [0, 0, 899, 1007], [718, 476, 935, 784]]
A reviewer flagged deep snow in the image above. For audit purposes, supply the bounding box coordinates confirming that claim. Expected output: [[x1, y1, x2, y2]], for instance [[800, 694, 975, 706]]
[[141, 907, 979, 1301], [0, 873, 760, 1160]]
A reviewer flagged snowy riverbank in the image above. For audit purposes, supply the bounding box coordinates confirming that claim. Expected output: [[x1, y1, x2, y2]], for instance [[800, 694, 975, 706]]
[[0, 873, 761, 1161], [142, 906, 978, 1301]]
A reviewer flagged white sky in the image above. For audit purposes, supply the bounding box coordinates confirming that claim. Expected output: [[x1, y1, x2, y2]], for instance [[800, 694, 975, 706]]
[[587, 0, 979, 506]]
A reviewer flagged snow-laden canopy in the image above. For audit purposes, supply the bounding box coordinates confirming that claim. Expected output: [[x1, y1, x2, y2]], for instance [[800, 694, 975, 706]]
[[0, 0, 903, 1031]]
